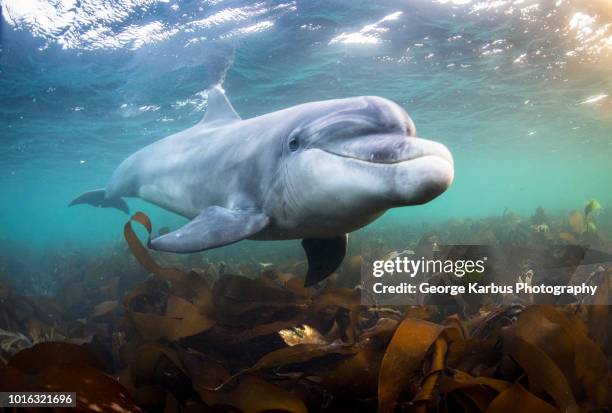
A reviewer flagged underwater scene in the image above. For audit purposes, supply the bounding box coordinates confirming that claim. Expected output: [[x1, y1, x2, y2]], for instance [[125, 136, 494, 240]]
[[1, 0, 611, 412]]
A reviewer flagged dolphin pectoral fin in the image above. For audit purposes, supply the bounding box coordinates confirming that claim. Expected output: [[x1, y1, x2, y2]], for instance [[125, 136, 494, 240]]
[[69, 189, 129, 214], [149, 206, 269, 253], [302, 235, 347, 287]]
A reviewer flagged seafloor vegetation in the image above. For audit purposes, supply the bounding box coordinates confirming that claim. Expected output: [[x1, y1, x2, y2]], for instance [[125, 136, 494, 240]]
[[0, 202, 610, 413]]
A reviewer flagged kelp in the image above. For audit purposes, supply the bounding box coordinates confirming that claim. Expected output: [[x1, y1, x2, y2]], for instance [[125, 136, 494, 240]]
[[0, 342, 143, 413], [378, 318, 445, 413], [0, 210, 610, 413]]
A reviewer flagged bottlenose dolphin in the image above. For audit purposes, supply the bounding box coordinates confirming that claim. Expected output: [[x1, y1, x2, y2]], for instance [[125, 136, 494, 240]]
[[70, 86, 454, 286]]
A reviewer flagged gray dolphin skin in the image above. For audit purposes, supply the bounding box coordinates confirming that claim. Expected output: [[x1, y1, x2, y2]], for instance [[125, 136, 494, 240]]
[[70, 86, 454, 286]]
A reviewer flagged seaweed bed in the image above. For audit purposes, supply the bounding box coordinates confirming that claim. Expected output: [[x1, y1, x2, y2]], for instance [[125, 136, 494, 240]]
[[0, 204, 610, 413]]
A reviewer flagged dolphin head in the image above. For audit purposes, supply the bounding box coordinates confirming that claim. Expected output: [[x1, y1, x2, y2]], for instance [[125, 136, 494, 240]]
[[276, 96, 454, 233]]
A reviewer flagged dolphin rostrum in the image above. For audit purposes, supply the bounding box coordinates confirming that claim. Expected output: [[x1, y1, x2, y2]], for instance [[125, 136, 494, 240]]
[[70, 86, 454, 286]]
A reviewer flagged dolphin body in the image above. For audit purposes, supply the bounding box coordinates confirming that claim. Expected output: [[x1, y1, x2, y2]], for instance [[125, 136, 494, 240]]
[[70, 86, 454, 286]]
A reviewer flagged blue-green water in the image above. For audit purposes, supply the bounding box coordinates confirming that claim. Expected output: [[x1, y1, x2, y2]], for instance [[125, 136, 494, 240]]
[[1, 0, 611, 254]]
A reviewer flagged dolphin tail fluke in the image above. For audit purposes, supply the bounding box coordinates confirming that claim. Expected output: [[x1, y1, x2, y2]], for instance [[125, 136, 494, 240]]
[[69, 189, 129, 214]]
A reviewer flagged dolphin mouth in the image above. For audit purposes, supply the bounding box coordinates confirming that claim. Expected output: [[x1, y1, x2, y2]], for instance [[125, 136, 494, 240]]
[[319, 134, 454, 167], [316, 134, 454, 206], [321, 148, 453, 166]]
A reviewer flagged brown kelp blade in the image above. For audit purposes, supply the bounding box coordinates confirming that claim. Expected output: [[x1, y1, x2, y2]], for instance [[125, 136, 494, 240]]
[[123, 211, 184, 282]]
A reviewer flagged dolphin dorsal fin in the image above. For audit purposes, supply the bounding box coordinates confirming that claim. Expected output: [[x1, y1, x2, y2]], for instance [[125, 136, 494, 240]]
[[200, 85, 241, 126]]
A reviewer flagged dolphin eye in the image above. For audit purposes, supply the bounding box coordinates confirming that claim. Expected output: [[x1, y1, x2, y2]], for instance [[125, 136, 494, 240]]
[[288, 136, 299, 151]]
